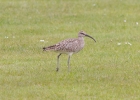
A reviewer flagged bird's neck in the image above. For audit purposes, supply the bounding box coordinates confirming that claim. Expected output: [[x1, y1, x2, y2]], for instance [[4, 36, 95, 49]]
[[78, 36, 85, 46], [78, 36, 84, 41]]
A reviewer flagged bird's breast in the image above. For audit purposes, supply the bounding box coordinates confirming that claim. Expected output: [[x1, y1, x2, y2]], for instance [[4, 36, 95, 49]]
[[72, 39, 85, 53]]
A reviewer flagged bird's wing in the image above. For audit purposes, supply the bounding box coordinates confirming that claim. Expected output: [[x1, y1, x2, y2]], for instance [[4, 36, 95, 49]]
[[55, 38, 78, 52]]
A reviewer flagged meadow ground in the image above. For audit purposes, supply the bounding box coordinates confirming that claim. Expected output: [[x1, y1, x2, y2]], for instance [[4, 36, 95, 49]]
[[0, 0, 140, 100]]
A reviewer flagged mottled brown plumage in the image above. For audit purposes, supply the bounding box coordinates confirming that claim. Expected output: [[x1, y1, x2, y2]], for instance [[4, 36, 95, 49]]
[[43, 31, 96, 71]]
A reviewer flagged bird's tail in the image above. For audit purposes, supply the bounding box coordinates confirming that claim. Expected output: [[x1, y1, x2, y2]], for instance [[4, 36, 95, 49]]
[[43, 45, 56, 51]]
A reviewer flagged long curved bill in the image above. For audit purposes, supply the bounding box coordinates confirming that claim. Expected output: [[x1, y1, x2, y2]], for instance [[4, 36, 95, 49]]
[[85, 34, 96, 42]]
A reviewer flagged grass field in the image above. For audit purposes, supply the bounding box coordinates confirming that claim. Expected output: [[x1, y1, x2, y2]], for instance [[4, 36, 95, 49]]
[[0, 0, 140, 100]]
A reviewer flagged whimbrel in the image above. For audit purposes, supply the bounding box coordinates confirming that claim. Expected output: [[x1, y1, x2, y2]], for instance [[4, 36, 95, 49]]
[[43, 31, 96, 71]]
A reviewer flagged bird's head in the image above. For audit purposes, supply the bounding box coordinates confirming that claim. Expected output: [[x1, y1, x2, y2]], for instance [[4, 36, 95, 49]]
[[78, 31, 96, 42]]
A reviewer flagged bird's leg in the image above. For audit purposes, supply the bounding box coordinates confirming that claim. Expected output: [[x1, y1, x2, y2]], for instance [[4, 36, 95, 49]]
[[56, 53, 62, 72], [67, 55, 71, 72]]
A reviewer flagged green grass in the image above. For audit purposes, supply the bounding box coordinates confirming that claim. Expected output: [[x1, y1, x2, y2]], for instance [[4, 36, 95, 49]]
[[0, 0, 140, 100]]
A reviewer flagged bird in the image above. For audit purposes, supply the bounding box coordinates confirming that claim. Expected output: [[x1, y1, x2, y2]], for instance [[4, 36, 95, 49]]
[[43, 31, 96, 72]]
